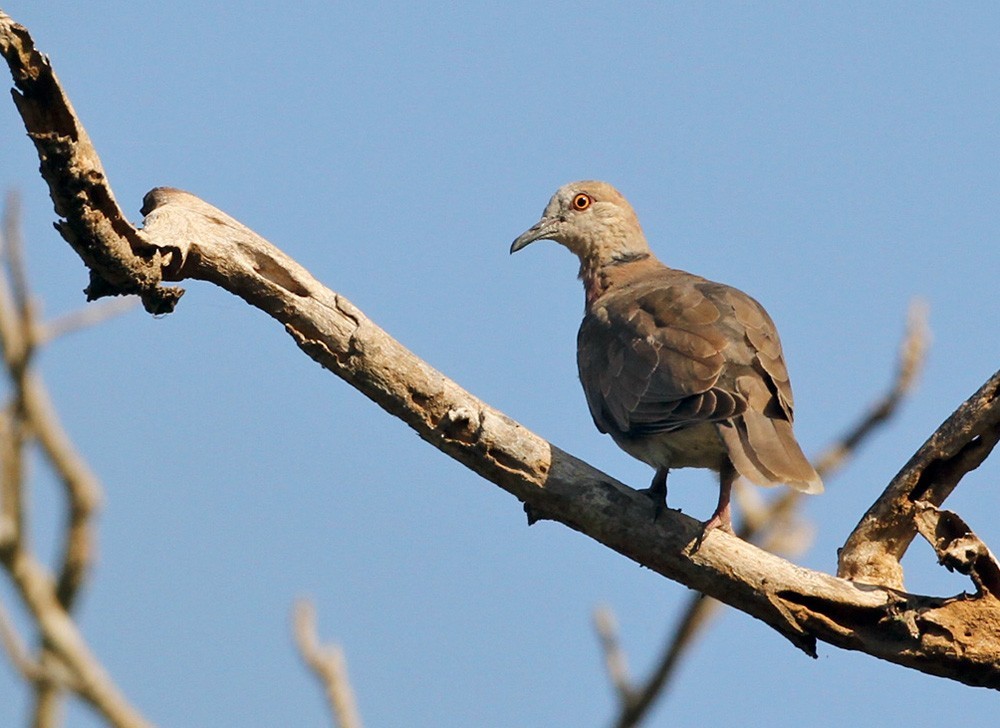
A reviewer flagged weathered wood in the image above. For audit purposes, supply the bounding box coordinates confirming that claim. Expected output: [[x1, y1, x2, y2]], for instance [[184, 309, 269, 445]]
[[3, 9, 1000, 697], [136, 188, 1000, 688], [839, 371, 1000, 588], [0, 12, 178, 313]]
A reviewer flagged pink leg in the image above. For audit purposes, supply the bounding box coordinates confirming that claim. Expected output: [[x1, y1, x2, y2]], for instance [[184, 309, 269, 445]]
[[701, 460, 735, 536]]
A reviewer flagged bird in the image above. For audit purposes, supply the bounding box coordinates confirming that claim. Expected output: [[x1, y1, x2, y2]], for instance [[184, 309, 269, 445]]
[[510, 180, 822, 537]]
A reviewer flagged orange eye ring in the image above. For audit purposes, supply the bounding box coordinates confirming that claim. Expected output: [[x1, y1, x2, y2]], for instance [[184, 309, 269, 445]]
[[571, 193, 592, 211]]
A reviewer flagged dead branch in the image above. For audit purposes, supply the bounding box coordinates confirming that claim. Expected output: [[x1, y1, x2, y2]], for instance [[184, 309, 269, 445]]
[[23, 363, 106, 728], [593, 607, 635, 704], [2, 545, 150, 728], [0, 121, 141, 726], [37, 297, 138, 345], [0, 596, 44, 683], [839, 371, 1000, 588], [812, 300, 929, 475], [0, 14, 177, 314], [3, 8, 1000, 699], [912, 503, 1000, 597], [292, 600, 364, 728]]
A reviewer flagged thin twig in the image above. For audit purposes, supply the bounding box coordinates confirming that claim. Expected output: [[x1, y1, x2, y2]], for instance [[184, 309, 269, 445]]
[[0, 596, 43, 682], [0, 184, 129, 726], [5, 547, 151, 727], [0, 202, 27, 547], [26, 364, 104, 728], [814, 299, 928, 475], [3, 190, 34, 335], [23, 373, 102, 605], [292, 600, 364, 728], [38, 297, 138, 345], [593, 606, 634, 705]]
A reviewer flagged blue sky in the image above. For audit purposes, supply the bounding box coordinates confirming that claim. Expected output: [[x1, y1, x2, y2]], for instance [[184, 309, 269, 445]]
[[1, 3, 998, 726]]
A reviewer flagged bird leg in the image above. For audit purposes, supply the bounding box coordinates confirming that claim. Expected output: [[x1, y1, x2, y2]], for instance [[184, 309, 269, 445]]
[[639, 466, 669, 522], [701, 460, 736, 537]]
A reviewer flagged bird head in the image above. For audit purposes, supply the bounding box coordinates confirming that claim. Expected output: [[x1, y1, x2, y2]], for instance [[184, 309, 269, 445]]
[[510, 181, 650, 265]]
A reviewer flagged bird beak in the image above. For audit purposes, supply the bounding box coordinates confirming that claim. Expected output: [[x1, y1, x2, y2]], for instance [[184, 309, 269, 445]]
[[510, 218, 558, 254]]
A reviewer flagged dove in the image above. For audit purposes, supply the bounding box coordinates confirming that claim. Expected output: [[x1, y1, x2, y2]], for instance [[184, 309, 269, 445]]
[[511, 181, 822, 536]]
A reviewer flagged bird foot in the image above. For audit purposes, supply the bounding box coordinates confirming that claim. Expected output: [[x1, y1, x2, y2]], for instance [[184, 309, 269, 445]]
[[690, 511, 734, 552], [638, 486, 669, 523]]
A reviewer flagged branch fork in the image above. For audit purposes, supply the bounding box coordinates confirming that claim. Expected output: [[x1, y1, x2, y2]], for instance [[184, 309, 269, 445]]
[[2, 14, 1000, 728]]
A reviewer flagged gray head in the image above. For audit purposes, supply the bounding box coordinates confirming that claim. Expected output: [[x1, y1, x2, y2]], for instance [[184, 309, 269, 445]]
[[510, 181, 650, 266]]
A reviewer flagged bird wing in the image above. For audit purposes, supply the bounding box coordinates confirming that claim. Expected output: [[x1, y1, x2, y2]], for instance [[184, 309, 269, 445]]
[[716, 284, 822, 489], [577, 265, 822, 492], [722, 284, 795, 419], [577, 271, 749, 437]]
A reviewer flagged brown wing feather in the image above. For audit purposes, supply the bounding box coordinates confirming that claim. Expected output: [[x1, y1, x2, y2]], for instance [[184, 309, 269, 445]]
[[726, 289, 795, 418], [578, 270, 742, 437], [578, 265, 822, 492]]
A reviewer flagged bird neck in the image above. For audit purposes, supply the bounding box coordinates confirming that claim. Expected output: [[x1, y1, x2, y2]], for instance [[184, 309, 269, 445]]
[[580, 251, 654, 308]]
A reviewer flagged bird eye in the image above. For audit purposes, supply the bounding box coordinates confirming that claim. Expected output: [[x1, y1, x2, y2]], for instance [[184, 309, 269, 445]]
[[572, 193, 592, 211]]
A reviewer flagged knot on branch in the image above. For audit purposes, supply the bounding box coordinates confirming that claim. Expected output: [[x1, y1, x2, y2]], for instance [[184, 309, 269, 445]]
[[439, 406, 483, 444]]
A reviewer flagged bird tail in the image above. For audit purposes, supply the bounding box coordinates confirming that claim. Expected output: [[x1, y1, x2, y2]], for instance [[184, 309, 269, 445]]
[[717, 412, 824, 494]]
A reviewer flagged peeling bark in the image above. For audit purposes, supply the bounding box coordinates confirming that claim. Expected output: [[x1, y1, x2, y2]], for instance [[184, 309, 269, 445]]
[[3, 10, 1000, 698], [0, 14, 178, 313], [838, 372, 1000, 588]]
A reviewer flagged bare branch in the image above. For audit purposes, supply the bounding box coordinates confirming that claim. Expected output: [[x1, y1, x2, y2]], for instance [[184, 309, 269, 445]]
[[839, 370, 1000, 588], [139, 166, 1000, 689], [913, 502, 1000, 598], [0, 12, 179, 314], [0, 596, 44, 683], [593, 607, 634, 705], [4, 8, 1000, 699], [292, 600, 364, 728], [0, 404, 24, 546], [0, 190, 101, 608], [2, 190, 30, 321], [0, 187, 108, 727], [0, 191, 34, 558], [601, 591, 712, 728], [23, 373, 102, 606], [38, 297, 138, 345], [3, 545, 151, 727], [813, 299, 928, 476], [0, 598, 84, 728], [0, 107, 131, 726]]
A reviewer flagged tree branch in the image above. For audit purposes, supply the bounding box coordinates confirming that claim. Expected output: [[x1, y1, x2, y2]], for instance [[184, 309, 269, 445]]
[[3, 544, 150, 728], [838, 370, 1000, 588], [292, 600, 364, 728], [0, 119, 138, 726], [812, 299, 929, 476], [593, 606, 636, 706], [1, 188, 113, 727], [0, 596, 45, 684], [0, 12, 178, 314], [37, 297, 137, 345], [912, 503, 1000, 598], [3, 9, 1000, 696]]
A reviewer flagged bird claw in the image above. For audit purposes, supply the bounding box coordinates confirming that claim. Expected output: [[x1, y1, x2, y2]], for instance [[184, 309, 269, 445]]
[[690, 511, 735, 552], [638, 486, 668, 523]]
